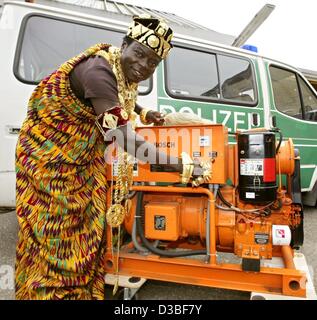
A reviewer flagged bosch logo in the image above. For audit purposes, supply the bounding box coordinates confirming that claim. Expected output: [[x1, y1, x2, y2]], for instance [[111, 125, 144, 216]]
[[154, 142, 175, 148]]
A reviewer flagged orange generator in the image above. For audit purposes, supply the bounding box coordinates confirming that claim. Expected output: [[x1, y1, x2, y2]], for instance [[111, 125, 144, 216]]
[[104, 124, 306, 298]]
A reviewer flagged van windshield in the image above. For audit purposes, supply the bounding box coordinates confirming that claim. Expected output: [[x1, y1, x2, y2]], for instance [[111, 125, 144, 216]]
[[15, 15, 150, 93]]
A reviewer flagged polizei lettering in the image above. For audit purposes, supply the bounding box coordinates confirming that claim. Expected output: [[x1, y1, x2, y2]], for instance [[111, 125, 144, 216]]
[[154, 141, 176, 148], [160, 104, 261, 132]]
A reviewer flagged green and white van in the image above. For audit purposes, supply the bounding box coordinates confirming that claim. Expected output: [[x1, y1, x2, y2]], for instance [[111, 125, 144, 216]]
[[1, 0, 317, 207]]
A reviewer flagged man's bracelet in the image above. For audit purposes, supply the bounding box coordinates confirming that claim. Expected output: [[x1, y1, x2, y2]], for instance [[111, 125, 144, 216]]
[[180, 152, 194, 184], [140, 108, 151, 125]]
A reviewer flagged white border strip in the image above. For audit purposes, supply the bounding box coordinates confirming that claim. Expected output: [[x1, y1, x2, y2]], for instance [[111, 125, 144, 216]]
[[294, 144, 317, 148], [257, 58, 271, 129]]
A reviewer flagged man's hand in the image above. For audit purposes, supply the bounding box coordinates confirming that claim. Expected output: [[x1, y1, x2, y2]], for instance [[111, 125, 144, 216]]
[[192, 158, 212, 187], [146, 110, 165, 125], [192, 158, 205, 177]]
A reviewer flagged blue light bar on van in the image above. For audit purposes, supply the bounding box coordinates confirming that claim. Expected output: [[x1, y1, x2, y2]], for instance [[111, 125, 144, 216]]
[[241, 44, 258, 53]]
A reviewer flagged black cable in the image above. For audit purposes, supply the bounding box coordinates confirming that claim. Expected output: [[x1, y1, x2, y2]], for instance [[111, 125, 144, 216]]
[[135, 192, 206, 257], [271, 128, 283, 154], [217, 189, 232, 208], [217, 188, 273, 216], [276, 130, 283, 153], [270, 198, 283, 211]]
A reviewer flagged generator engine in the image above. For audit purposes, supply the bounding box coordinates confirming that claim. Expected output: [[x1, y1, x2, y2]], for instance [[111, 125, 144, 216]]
[[105, 124, 305, 297]]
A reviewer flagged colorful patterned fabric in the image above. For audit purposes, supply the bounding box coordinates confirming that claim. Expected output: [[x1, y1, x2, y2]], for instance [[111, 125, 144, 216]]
[[15, 43, 114, 300]]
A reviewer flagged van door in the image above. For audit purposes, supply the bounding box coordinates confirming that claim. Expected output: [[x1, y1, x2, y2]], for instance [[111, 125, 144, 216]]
[[265, 61, 317, 200]]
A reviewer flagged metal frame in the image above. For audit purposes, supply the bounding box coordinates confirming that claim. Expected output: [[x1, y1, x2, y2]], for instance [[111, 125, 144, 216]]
[[104, 185, 307, 298]]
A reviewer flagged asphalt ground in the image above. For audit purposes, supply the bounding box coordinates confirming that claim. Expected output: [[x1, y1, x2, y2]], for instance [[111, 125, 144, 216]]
[[1, 206, 316, 300]]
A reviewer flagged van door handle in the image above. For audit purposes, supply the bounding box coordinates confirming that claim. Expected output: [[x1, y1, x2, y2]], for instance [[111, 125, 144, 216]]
[[7, 126, 21, 134]]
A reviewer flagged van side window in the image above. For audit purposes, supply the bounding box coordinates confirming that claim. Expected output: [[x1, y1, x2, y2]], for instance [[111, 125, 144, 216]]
[[166, 47, 219, 97], [298, 77, 317, 122], [166, 46, 256, 105], [270, 66, 317, 121], [269, 67, 302, 118], [217, 55, 255, 102], [14, 15, 150, 94]]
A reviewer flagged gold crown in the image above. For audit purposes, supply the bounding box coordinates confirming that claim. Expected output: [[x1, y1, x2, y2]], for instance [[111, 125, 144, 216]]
[[127, 14, 173, 59]]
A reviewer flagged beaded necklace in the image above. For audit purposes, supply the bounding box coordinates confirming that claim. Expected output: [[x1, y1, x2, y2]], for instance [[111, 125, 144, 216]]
[[95, 46, 137, 294], [95, 47, 138, 125]]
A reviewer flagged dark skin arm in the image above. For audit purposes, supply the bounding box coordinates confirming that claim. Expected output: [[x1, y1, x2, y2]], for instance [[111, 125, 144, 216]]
[[115, 123, 203, 176], [135, 102, 165, 125], [114, 123, 183, 171], [91, 98, 182, 171], [134, 103, 142, 115], [93, 100, 165, 125]]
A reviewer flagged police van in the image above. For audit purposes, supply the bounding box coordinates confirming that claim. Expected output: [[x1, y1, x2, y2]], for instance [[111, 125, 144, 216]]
[[1, 0, 317, 207]]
